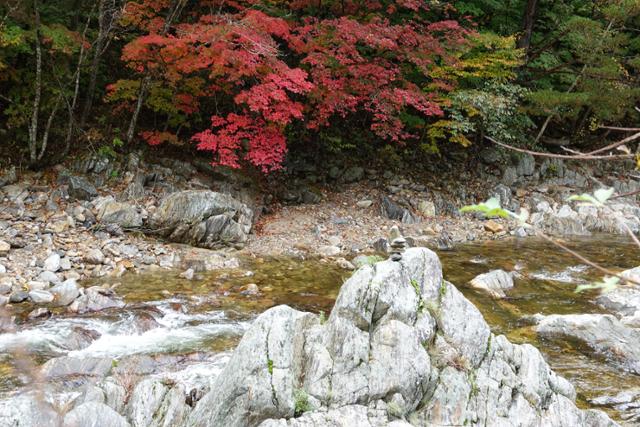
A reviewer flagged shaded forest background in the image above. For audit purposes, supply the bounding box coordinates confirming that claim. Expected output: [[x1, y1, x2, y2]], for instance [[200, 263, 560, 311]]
[[0, 0, 639, 172]]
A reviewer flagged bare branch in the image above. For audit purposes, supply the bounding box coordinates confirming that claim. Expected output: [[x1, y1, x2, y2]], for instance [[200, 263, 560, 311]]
[[484, 136, 635, 161], [536, 231, 640, 286], [599, 126, 640, 132], [585, 131, 640, 155]]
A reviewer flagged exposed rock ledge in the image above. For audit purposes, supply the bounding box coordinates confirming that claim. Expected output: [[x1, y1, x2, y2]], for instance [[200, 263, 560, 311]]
[[0, 248, 616, 427], [181, 248, 614, 426]]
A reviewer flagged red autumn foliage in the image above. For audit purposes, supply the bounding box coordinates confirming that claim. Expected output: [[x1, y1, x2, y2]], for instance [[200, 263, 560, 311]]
[[111, 0, 473, 171]]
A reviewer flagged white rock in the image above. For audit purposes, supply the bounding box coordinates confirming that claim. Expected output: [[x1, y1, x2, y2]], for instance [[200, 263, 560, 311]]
[[29, 290, 54, 304], [27, 280, 49, 291], [43, 253, 61, 272], [84, 249, 105, 265], [356, 200, 373, 208], [50, 279, 80, 306], [469, 269, 514, 298], [60, 257, 72, 271], [179, 268, 195, 280], [327, 235, 341, 246], [316, 245, 341, 257], [38, 270, 61, 285], [183, 248, 611, 427]]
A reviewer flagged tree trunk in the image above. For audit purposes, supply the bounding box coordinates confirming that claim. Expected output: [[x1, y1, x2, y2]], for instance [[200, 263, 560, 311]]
[[517, 0, 538, 54], [38, 95, 62, 161], [28, 0, 42, 165], [80, 0, 112, 128], [125, 0, 185, 143], [64, 12, 92, 157]]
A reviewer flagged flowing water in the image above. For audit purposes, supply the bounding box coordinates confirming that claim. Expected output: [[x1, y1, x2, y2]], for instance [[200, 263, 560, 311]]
[[0, 236, 638, 423]]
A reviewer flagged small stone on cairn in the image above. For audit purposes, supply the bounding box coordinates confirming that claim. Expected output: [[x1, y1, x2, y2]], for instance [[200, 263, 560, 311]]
[[389, 229, 407, 262]]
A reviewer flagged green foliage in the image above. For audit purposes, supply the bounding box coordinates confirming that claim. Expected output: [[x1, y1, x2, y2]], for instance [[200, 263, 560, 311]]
[[410, 279, 425, 313], [459, 197, 511, 219], [575, 276, 620, 294], [293, 389, 312, 417], [449, 82, 534, 145], [318, 310, 326, 325], [567, 188, 615, 207], [267, 359, 274, 375]]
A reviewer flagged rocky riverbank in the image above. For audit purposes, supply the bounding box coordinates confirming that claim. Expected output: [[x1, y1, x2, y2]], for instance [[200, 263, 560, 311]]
[[0, 148, 639, 319]]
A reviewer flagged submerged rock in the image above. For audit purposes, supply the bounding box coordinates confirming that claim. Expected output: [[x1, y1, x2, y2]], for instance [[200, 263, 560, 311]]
[[181, 248, 613, 427], [149, 190, 253, 249], [469, 269, 514, 298], [596, 266, 640, 326], [536, 313, 640, 374], [68, 286, 124, 313], [590, 389, 640, 424], [41, 356, 113, 380]]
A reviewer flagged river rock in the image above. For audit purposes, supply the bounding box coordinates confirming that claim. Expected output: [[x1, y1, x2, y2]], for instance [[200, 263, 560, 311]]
[[43, 253, 61, 272], [84, 248, 106, 265], [316, 245, 340, 257], [0, 240, 9, 255], [28, 307, 51, 319], [60, 257, 72, 271], [29, 289, 54, 304], [41, 356, 113, 380], [64, 402, 129, 427], [596, 266, 640, 326], [63, 175, 98, 201], [356, 199, 373, 208], [27, 280, 49, 291], [38, 270, 61, 285], [68, 286, 124, 313], [590, 389, 640, 424], [469, 269, 514, 298], [96, 199, 143, 228], [417, 200, 436, 217], [50, 279, 80, 306], [381, 196, 419, 224], [149, 191, 253, 249], [0, 394, 61, 427], [0, 165, 17, 187], [341, 166, 365, 183], [536, 313, 640, 374], [9, 290, 28, 303], [183, 248, 613, 427], [0, 281, 10, 294], [483, 220, 504, 233], [126, 379, 171, 427]]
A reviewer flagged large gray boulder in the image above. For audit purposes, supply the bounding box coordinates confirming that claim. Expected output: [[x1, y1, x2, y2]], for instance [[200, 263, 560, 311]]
[[469, 269, 514, 298], [95, 197, 143, 228], [529, 201, 640, 236], [0, 393, 61, 427], [184, 248, 614, 427], [596, 266, 640, 327], [536, 313, 640, 374], [62, 175, 98, 201], [148, 190, 253, 249]]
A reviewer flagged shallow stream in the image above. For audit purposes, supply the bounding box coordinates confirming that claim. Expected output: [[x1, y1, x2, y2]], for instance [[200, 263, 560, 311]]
[[0, 236, 638, 423]]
